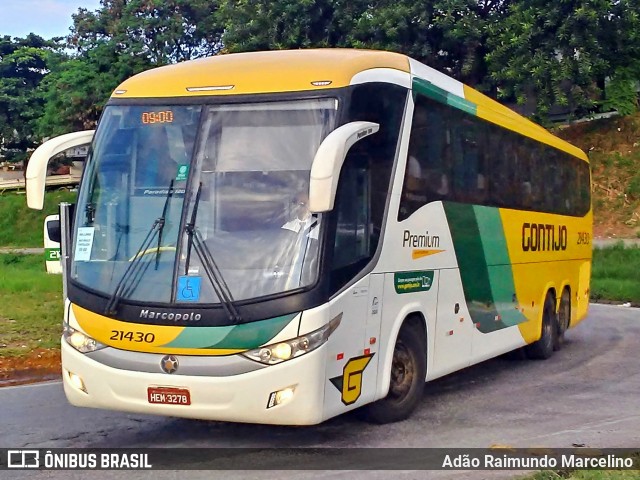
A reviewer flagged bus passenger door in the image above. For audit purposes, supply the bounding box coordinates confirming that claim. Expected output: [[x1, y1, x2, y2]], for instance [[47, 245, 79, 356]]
[[324, 275, 381, 416], [323, 164, 383, 416], [432, 269, 473, 378]]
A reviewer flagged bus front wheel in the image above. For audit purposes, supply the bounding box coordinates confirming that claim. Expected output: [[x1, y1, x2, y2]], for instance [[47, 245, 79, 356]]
[[525, 292, 557, 360], [360, 321, 426, 424]]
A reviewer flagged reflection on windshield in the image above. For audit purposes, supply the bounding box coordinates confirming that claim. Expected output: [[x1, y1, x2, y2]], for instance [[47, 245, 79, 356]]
[[71, 105, 201, 303], [179, 99, 336, 303], [71, 98, 337, 306]]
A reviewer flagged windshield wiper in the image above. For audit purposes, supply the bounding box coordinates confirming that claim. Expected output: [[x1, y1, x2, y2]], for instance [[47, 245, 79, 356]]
[[155, 180, 175, 270], [184, 182, 242, 324], [104, 182, 174, 316]]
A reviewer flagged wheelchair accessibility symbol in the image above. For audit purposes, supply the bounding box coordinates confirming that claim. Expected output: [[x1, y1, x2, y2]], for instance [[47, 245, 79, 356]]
[[177, 276, 201, 302]]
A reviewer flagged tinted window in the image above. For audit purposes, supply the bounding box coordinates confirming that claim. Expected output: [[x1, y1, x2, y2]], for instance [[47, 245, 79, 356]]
[[329, 83, 407, 294], [399, 94, 591, 220]]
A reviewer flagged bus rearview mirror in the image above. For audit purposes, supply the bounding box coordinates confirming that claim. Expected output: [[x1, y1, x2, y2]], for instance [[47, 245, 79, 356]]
[[308, 121, 379, 213], [26, 130, 95, 210]]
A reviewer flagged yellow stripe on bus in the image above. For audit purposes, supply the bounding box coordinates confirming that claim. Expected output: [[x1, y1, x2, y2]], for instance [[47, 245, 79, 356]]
[[71, 304, 245, 356], [463, 87, 588, 162]]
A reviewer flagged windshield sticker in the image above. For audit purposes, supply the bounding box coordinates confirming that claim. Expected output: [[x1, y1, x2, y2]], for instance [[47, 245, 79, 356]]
[[394, 270, 435, 294], [74, 227, 95, 261], [175, 164, 189, 181], [177, 276, 201, 302]]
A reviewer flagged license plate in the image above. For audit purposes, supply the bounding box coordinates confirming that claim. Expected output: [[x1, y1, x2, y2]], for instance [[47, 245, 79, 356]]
[[147, 386, 191, 405]]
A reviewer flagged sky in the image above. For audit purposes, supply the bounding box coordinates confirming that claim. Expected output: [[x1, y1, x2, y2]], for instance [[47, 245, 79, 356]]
[[0, 0, 103, 40]]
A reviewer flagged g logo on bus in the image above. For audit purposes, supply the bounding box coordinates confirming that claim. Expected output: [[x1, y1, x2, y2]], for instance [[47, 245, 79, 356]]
[[330, 354, 374, 405]]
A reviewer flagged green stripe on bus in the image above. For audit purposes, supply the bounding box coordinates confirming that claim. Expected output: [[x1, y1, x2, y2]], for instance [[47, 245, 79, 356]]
[[447, 95, 477, 116], [412, 78, 477, 116], [444, 203, 524, 333], [413, 77, 449, 105], [474, 206, 527, 328], [162, 313, 299, 350]]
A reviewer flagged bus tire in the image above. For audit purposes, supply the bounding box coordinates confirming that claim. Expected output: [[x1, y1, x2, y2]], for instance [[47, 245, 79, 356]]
[[555, 288, 571, 351], [361, 321, 426, 424], [525, 293, 557, 360]]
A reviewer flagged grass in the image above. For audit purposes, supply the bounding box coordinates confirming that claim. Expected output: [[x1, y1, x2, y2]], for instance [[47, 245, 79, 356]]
[[522, 471, 640, 479], [0, 253, 64, 357], [591, 244, 640, 304], [0, 190, 76, 247]]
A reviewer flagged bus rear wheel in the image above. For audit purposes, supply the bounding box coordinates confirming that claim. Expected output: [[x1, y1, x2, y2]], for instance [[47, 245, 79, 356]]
[[361, 322, 426, 424], [555, 289, 571, 351], [525, 293, 557, 360]]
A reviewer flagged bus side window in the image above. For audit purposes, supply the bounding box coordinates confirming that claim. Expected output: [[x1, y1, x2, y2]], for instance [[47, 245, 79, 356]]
[[399, 96, 450, 220]]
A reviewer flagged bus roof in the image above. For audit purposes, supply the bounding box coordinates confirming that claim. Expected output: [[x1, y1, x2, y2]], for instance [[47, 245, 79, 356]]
[[112, 49, 587, 162], [113, 49, 410, 98]]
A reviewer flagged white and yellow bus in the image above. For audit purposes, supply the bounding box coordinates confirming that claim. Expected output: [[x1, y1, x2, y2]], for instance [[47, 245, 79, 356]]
[[26, 49, 592, 425]]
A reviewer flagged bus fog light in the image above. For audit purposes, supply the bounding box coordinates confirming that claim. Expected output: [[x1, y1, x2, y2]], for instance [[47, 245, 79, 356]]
[[67, 371, 87, 393], [267, 386, 296, 409]]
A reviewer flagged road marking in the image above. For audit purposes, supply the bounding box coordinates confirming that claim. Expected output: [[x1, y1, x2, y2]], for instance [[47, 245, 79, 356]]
[[0, 380, 61, 391]]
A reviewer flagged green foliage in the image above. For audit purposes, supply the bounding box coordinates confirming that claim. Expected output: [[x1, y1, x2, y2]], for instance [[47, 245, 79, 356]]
[[603, 65, 640, 116], [0, 34, 63, 157], [0, 191, 76, 247], [220, 0, 506, 89], [486, 0, 610, 120], [0, 253, 64, 357], [591, 245, 640, 303], [36, 43, 151, 137], [524, 468, 640, 479], [5, 0, 640, 158], [627, 173, 640, 199], [70, 0, 224, 64]]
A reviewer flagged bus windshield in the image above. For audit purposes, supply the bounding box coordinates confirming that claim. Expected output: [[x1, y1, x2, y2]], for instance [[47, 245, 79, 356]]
[[71, 98, 338, 306]]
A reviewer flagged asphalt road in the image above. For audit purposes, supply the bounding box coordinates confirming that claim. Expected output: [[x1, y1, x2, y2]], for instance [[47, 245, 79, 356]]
[[1, 303, 639, 479]]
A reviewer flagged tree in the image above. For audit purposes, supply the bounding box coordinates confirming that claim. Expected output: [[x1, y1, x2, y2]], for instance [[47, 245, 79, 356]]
[[485, 0, 611, 119], [70, 0, 224, 65], [600, 0, 640, 115], [219, 0, 507, 90], [36, 42, 150, 137], [430, 0, 507, 88], [0, 34, 61, 162]]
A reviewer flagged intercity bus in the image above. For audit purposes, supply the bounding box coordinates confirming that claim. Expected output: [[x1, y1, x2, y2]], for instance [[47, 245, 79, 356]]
[[26, 49, 592, 425]]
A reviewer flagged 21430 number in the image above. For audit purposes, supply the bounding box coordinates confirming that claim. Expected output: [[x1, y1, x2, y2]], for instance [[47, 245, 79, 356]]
[[110, 330, 155, 343]]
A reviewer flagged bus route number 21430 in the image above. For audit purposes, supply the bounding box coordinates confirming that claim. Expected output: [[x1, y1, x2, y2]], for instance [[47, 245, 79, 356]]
[[577, 232, 591, 245], [110, 330, 156, 343]]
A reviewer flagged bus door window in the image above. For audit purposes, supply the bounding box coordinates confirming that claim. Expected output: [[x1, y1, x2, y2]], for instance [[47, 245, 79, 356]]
[[332, 164, 370, 268], [330, 83, 406, 293]]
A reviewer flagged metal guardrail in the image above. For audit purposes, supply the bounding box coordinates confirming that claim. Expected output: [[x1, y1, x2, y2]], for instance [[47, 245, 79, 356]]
[[0, 174, 80, 193]]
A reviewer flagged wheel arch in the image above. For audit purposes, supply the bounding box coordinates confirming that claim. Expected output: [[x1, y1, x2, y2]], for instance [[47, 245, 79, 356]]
[[376, 307, 428, 400]]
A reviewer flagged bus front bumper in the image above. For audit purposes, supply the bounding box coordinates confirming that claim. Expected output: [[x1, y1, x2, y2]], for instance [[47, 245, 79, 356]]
[[61, 339, 327, 425]]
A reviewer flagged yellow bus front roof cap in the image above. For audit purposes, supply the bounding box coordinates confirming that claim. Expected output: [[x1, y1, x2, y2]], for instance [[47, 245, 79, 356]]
[[112, 49, 411, 98]]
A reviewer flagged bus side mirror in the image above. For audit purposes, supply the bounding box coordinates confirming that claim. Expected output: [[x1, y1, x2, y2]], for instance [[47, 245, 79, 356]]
[[46, 216, 61, 244], [308, 121, 379, 212], [26, 130, 95, 210]]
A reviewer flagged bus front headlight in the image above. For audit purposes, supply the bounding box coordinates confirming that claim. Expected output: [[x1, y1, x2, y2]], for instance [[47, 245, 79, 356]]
[[242, 314, 341, 365], [64, 326, 106, 353]]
